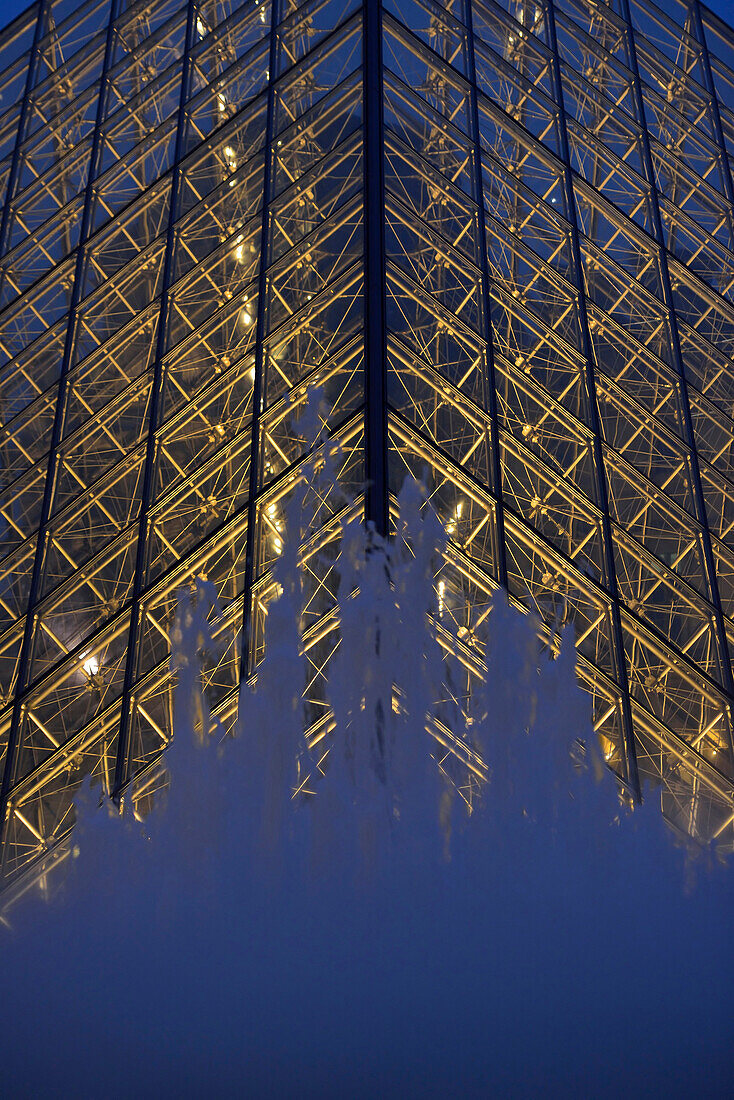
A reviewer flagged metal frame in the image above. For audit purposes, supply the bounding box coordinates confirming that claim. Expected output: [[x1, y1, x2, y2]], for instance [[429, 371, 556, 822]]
[[1, 0, 734, 898]]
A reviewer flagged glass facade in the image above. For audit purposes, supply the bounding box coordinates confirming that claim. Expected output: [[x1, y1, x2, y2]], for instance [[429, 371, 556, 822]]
[[1, 0, 734, 895]]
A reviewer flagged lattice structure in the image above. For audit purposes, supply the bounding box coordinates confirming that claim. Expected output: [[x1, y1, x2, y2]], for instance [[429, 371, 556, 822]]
[[1, 0, 734, 900]]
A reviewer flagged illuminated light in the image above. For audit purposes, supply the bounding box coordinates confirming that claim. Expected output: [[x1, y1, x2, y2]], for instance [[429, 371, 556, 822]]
[[273, 536, 283, 555], [82, 655, 99, 677], [267, 503, 277, 517], [0, 0, 726, 886]]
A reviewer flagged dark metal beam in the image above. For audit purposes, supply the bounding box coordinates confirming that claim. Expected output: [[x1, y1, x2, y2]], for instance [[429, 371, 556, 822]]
[[619, 0, 734, 773], [240, 0, 280, 682], [0, 0, 120, 850], [0, 0, 49, 292], [363, 0, 388, 538], [112, 0, 198, 801], [465, 0, 507, 590], [546, 0, 641, 802]]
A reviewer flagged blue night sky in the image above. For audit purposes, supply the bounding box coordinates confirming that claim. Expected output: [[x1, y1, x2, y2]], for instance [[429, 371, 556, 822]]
[[710, 0, 734, 26], [0, 0, 732, 33]]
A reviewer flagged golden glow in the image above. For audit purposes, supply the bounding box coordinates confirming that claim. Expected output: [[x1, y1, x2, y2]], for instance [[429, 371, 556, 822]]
[[82, 656, 99, 678], [2, 0, 734, 901]]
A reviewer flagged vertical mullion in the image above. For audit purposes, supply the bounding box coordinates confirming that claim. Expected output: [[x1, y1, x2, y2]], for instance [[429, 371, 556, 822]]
[[0, 0, 50, 296], [363, 0, 388, 538], [618, 0, 734, 769], [545, 0, 641, 802], [465, 0, 506, 589], [0, 0, 121, 846], [112, 0, 198, 799], [691, 0, 734, 211], [240, 0, 280, 683]]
